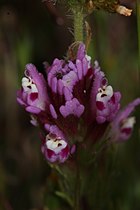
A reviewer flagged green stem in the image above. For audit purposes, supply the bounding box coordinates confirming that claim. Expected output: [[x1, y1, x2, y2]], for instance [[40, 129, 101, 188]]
[[137, 0, 140, 71], [74, 145, 80, 210], [73, 6, 84, 42]]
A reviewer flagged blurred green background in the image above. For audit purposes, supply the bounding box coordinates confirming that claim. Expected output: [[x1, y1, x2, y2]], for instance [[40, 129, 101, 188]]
[[0, 0, 140, 210]]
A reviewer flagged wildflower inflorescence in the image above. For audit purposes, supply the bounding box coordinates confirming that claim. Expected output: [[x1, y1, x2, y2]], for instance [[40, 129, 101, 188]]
[[17, 43, 140, 163]]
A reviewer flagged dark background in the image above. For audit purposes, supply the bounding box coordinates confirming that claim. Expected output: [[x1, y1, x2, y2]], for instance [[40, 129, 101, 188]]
[[0, 0, 140, 209]]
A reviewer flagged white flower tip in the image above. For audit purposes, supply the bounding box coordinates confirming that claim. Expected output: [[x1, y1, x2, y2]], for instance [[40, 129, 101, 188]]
[[105, 85, 113, 97], [85, 55, 91, 62], [122, 116, 136, 129], [21, 76, 38, 93], [46, 134, 67, 153], [116, 5, 132, 16], [22, 77, 28, 84], [94, 60, 99, 68], [22, 77, 31, 90], [96, 85, 113, 101]]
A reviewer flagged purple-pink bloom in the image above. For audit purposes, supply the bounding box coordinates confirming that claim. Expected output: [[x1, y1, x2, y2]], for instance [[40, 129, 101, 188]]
[[17, 64, 49, 114], [41, 133, 69, 163], [96, 86, 121, 123], [60, 98, 84, 118], [44, 124, 65, 139], [17, 42, 140, 163], [47, 58, 78, 95], [89, 61, 121, 124], [110, 98, 140, 142]]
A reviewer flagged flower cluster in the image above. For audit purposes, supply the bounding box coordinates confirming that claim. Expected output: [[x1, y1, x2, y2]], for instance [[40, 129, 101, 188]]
[[17, 43, 140, 163]]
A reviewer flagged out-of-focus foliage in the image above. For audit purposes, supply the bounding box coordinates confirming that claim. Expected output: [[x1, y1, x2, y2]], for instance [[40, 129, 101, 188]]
[[0, 0, 139, 210]]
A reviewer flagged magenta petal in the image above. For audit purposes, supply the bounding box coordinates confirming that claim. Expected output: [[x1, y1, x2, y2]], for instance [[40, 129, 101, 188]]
[[51, 77, 57, 93], [59, 105, 68, 118], [71, 144, 76, 154], [102, 78, 108, 86], [117, 98, 140, 121], [48, 72, 53, 86], [82, 57, 88, 76], [17, 97, 26, 106], [17, 90, 27, 106], [121, 127, 132, 135], [112, 98, 140, 128], [96, 101, 105, 111], [96, 116, 106, 124], [59, 146, 69, 162], [46, 148, 54, 159], [59, 98, 85, 118], [44, 123, 50, 131], [30, 92, 38, 101], [50, 104, 58, 119], [64, 87, 73, 101], [76, 59, 83, 80], [46, 150, 57, 162], [58, 79, 63, 95], [44, 124, 65, 139], [76, 104, 85, 117], [68, 61, 77, 73], [110, 98, 140, 142], [90, 62, 105, 115], [111, 92, 121, 104], [26, 63, 49, 103], [26, 106, 41, 114], [77, 43, 86, 60]]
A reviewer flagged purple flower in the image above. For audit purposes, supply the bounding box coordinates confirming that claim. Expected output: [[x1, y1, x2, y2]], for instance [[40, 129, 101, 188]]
[[44, 124, 65, 139], [41, 133, 69, 163], [17, 64, 49, 114], [90, 61, 121, 124], [17, 42, 140, 163], [60, 98, 84, 118], [110, 98, 140, 142], [96, 85, 121, 123], [47, 58, 78, 95]]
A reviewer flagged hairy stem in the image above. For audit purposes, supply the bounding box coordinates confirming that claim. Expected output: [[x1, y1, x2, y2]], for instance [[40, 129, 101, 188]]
[[73, 6, 84, 42], [137, 0, 140, 71]]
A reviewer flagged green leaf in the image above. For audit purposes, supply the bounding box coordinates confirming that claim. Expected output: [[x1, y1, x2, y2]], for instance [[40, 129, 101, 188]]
[[55, 191, 73, 207]]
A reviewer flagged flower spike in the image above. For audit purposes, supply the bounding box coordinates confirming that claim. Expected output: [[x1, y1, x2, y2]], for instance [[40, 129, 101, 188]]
[[17, 43, 140, 163]]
